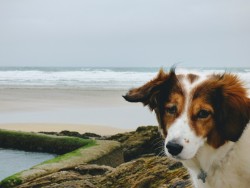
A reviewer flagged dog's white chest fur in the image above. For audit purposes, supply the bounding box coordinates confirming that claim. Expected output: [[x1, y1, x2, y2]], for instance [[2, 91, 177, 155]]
[[183, 124, 250, 188]]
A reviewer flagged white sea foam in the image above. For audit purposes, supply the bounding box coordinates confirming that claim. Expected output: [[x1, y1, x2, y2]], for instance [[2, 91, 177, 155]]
[[0, 67, 249, 89], [0, 68, 156, 89]]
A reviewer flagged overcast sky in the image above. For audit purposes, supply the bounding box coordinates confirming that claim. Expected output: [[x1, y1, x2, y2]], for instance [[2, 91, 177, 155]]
[[0, 0, 249, 67]]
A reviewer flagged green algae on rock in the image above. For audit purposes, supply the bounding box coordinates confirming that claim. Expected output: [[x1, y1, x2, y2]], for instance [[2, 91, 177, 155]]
[[0, 129, 94, 154], [0, 139, 122, 188]]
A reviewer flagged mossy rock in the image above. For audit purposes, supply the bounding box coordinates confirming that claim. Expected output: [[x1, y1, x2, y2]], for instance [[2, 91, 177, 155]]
[[0, 129, 94, 154], [0, 139, 122, 188], [8, 156, 192, 188]]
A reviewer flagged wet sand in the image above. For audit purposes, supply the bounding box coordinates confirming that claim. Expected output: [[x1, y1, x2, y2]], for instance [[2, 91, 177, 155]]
[[0, 88, 157, 134]]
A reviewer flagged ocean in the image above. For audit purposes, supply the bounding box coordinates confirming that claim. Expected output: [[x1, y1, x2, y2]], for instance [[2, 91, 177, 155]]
[[0, 67, 250, 89]]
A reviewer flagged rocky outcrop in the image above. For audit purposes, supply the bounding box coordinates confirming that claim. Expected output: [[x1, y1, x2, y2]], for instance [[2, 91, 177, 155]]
[[16, 156, 192, 188], [1, 126, 193, 188], [41, 125, 164, 162], [0, 140, 123, 188], [40, 126, 163, 161], [0, 129, 94, 155], [16, 165, 113, 188], [106, 126, 164, 161], [98, 155, 192, 188]]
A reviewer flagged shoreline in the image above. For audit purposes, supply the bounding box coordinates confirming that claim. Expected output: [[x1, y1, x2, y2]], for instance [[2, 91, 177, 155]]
[[0, 123, 131, 136]]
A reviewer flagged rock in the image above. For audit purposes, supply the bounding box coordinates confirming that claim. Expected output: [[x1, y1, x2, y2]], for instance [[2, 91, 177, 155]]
[[39, 131, 58, 136], [16, 156, 192, 188], [39, 130, 102, 139], [67, 164, 114, 176], [39, 126, 164, 162], [0, 140, 122, 188], [82, 132, 101, 139], [97, 156, 192, 188], [16, 171, 95, 188], [106, 126, 164, 161], [58, 130, 84, 138], [5, 126, 193, 188]]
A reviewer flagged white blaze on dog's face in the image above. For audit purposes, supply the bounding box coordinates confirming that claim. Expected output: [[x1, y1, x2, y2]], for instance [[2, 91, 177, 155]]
[[163, 75, 214, 160], [124, 68, 250, 161]]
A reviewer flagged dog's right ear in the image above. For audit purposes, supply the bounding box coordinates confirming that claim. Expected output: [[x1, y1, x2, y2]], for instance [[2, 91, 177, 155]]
[[123, 68, 176, 110]]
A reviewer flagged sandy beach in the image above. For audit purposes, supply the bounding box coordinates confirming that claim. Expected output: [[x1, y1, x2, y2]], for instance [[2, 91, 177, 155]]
[[0, 88, 157, 135]]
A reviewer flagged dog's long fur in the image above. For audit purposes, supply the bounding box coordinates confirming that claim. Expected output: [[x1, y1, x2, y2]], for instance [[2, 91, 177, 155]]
[[124, 68, 250, 188]]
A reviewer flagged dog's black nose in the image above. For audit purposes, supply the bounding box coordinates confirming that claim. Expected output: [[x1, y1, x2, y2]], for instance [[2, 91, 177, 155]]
[[166, 141, 183, 156]]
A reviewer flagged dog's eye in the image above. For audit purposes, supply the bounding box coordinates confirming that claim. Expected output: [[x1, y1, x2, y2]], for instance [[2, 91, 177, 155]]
[[166, 106, 177, 115], [197, 110, 210, 119]]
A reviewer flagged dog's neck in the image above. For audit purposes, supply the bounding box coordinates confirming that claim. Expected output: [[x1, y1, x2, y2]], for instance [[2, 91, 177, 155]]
[[182, 141, 235, 183]]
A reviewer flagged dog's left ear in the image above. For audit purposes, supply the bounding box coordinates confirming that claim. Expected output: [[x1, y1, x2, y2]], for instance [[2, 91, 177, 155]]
[[123, 68, 176, 110], [215, 74, 250, 142]]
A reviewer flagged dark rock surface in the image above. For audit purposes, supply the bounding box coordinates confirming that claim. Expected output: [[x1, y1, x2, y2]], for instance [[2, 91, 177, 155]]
[[40, 126, 164, 162], [17, 156, 192, 188], [14, 126, 193, 188], [39, 130, 101, 139], [98, 155, 192, 188], [0, 129, 92, 155], [16, 165, 113, 188], [106, 126, 164, 161]]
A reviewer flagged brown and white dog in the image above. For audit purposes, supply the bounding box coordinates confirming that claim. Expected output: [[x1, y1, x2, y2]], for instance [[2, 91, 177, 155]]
[[123, 68, 250, 188]]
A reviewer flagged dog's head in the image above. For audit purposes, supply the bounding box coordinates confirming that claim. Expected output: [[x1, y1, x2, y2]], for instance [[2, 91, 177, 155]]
[[123, 68, 250, 160]]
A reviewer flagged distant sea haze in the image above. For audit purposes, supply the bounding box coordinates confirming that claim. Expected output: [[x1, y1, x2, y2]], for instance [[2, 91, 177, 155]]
[[0, 67, 249, 89]]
